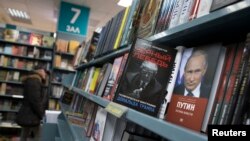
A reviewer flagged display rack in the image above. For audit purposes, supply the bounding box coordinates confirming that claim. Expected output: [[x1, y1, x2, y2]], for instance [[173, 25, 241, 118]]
[[0, 26, 55, 137], [54, 1, 250, 141]]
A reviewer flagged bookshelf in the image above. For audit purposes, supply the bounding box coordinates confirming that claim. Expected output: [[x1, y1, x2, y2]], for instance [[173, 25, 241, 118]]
[[50, 38, 79, 110], [51, 0, 250, 141], [0, 25, 55, 136]]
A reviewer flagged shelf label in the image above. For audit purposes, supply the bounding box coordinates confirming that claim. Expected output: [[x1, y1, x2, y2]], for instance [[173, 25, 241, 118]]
[[105, 102, 128, 118], [57, 1, 89, 36]]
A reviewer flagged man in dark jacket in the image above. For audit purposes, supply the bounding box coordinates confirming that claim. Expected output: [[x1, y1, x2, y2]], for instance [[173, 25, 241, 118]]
[[17, 65, 49, 141]]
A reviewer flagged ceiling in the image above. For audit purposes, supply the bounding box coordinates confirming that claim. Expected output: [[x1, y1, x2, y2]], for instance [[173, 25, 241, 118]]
[[0, 0, 124, 40]]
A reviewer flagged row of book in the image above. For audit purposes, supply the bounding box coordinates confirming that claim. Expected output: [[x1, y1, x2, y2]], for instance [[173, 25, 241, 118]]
[[74, 53, 128, 101], [0, 44, 52, 60], [0, 28, 55, 47], [0, 83, 23, 96], [48, 99, 60, 111], [61, 91, 166, 141], [140, 0, 240, 36], [0, 99, 21, 111], [55, 39, 80, 55], [51, 85, 64, 98], [72, 0, 241, 69], [68, 32, 250, 134], [0, 55, 51, 71], [0, 70, 22, 82], [71, 32, 100, 67], [54, 55, 74, 71]]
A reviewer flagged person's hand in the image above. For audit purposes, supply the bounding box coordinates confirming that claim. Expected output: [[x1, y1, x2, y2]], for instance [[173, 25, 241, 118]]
[[132, 88, 143, 98]]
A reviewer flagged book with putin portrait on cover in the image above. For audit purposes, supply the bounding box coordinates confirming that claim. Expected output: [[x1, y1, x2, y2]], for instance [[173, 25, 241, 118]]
[[113, 38, 177, 116], [166, 43, 226, 131]]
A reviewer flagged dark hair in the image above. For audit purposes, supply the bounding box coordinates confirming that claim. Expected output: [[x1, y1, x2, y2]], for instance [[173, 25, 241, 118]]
[[33, 65, 50, 75]]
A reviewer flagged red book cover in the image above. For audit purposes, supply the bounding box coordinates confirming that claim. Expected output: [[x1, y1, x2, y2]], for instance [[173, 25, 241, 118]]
[[166, 43, 225, 131]]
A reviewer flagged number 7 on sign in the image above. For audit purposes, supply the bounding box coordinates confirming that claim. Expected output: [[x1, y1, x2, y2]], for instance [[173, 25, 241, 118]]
[[70, 8, 81, 24]]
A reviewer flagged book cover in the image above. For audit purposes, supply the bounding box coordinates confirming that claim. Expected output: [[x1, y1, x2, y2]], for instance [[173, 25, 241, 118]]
[[3, 29, 19, 42], [158, 46, 185, 119], [137, 0, 163, 38], [102, 56, 124, 100], [42, 36, 55, 48], [29, 33, 43, 46], [210, 0, 240, 12], [114, 38, 177, 116], [18, 31, 30, 44], [90, 107, 108, 141], [68, 40, 80, 55], [166, 43, 225, 131]]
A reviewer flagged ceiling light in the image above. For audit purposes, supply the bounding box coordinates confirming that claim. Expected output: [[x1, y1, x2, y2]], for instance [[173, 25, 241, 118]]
[[8, 8, 30, 20], [117, 0, 133, 7]]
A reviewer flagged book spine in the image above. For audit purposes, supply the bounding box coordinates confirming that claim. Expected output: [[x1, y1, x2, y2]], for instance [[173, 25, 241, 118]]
[[158, 46, 184, 119]]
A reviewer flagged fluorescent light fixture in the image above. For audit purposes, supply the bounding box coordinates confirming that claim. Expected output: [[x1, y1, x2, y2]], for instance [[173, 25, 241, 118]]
[[117, 0, 133, 7], [8, 8, 30, 19]]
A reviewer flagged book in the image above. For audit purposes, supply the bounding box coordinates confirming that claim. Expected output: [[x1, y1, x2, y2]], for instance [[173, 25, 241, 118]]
[[158, 46, 185, 119], [68, 40, 80, 55], [114, 38, 177, 116], [29, 33, 43, 46], [42, 36, 55, 48], [102, 56, 124, 100], [3, 29, 19, 42], [18, 31, 30, 44], [210, 0, 240, 12], [137, 0, 163, 38], [90, 107, 108, 141], [166, 43, 225, 131]]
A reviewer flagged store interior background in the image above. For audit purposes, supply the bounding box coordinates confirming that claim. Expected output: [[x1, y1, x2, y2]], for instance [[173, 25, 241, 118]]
[[0, 0, 124, 40]]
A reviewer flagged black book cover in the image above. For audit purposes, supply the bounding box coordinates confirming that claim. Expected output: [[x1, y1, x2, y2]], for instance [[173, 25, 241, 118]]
[[113, 38, 177, 116]]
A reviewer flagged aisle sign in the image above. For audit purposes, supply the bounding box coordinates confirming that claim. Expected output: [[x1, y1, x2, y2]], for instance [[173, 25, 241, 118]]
[[57, 1, 90, 36]]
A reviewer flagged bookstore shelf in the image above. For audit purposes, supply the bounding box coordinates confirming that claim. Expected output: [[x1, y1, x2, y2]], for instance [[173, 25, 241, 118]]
[[0, 39, 54, 50], [0, 122, 20, 128], [59, 102, 89, 141], [54, 67, 76, 73], [0, 109, 18, 113], [55, 137, 61, 141], [51, 82, 62, 85], [147, 0, 250, 46], [0, 66, 31, 72], [57, 118, 74, 141], [55, 52, 75, 57], [63, 84, 207, 141], [0, 53, 51, 62], [76, 45, 130, 70], [0, 80, 22, 85], [57, 1, 250, 141], [0, 94, 23, 99]]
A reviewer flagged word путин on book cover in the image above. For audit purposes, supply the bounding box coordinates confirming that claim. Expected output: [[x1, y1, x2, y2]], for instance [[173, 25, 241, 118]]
[[166, 43, 226, 131], [114, 38, 177, 116]]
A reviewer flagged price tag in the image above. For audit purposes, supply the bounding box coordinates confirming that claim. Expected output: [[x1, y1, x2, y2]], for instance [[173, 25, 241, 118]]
[[105, 102, 128, 118]]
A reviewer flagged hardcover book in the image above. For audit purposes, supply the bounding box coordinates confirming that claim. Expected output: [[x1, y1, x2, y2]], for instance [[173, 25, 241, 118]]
[[18, 31, 30, 44], [137, 0, 163, 38], [113, 38, 177, 116], [42, 36, 55, 48], [166, 43, 226, 131], [29, 33, 43, 46]]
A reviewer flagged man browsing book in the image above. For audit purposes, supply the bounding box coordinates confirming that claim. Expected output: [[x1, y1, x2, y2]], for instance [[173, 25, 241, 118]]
[[174, 50, 210, 98]]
